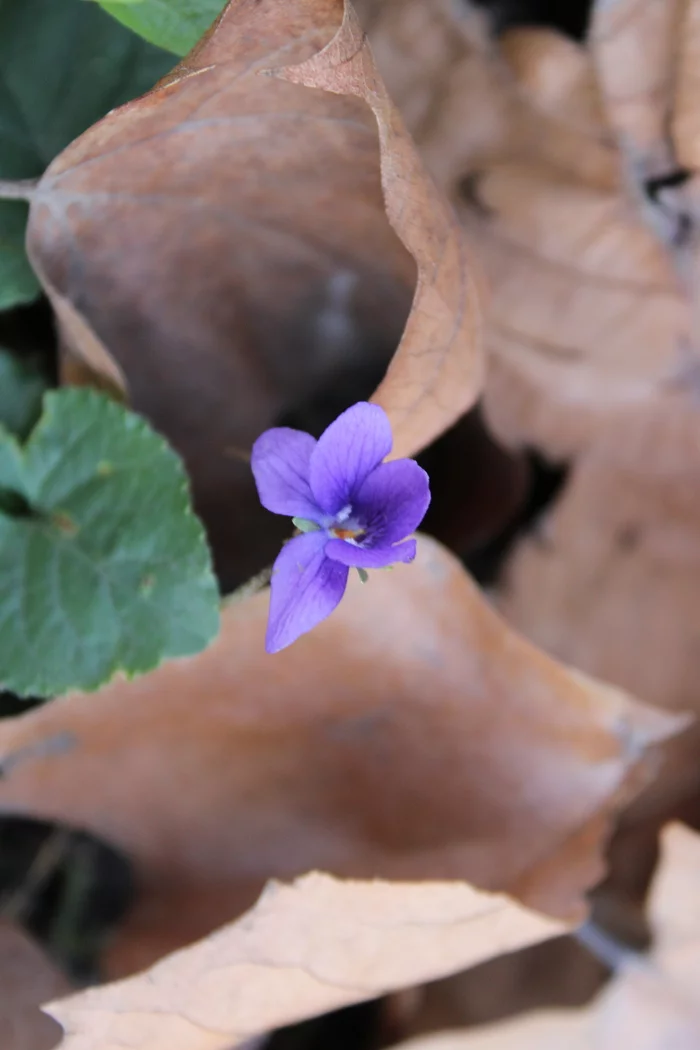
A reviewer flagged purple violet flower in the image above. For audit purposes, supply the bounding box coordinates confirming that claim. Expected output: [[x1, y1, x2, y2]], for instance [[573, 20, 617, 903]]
[[251, 402, 431, 653]]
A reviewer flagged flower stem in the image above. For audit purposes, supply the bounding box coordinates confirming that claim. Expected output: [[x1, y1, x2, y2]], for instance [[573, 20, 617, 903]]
[[0, 178, 39, 202], [222, 564, 273, 607], [574, 921, 635, 970]]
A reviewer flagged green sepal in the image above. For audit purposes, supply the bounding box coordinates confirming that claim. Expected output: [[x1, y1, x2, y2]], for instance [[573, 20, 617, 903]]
[[292, 517, 321, 533]]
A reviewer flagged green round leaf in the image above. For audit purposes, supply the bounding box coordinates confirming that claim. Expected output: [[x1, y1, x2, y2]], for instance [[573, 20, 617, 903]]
[[0, 0, 174, 309], [0, 204, 41, 310], [0, 347, 48, 439], [0, 388, 220, 697], [98, 0, 226, 56]]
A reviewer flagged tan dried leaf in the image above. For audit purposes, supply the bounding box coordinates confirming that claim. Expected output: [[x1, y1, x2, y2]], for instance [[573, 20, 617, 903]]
[[362, 1, 618, 193], [387, 825, 700, 1050], [365, 0, 688, 459], [365, 0, 700, 460], [496, 401, 700, 817], [464, 162, 686, 458], [673, 0, 700, 170], [27, 0, 481, 585], [270, 1, 483, 457], [590, 0, 684, 175], [46, 872, 566, 1050], [0, 536, 678, 977]]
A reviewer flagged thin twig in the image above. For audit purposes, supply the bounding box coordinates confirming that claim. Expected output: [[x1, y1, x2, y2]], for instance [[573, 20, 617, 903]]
[[575, 920, 638, 971], [0, 177, 39, 202], [0, 829, 72, 923]]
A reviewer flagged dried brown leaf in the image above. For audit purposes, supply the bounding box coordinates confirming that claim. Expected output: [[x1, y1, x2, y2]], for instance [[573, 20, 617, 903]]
[[590, 0, 684, 175], [462, 162, 686, 458], [393, 934, 607, 1038], [0, 536, 678, 978], [393, 827, 700, 1050], [363, 2, 618, 193], [365, 1, 686, 459], [498, 26, 616, 189], [46, 825, 700, 1050], [27, 0, 481, 586], [46, 871, 565, 1050], [0, 921, 70, 1050], [388, 825, 700, 1050], [673, 0, 700, 170], [271, 3, 483, 455], [496, 401, 700, 817]]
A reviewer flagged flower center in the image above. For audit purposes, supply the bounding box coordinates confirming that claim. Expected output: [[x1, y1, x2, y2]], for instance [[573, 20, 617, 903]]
[[328, 503, 364, 541], [330, 526, 363, 541]]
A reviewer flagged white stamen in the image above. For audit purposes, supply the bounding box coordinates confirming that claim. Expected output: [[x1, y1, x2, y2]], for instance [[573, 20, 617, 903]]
[[336, 504, 353, 523]]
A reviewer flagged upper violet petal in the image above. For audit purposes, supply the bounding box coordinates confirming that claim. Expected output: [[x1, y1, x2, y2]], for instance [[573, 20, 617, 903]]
[[251, 427, 319, 519], [266, 531, 349, 653], [309, 402, 393, 515], [325, 537, 417, 568], [353, 459, 430, 547]]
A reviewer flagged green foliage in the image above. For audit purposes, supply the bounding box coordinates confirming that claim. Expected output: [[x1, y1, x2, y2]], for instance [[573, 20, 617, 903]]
[[0, 347, 48, 440], [0, 0, 174, 309], [0, 205, 40, 310], [0, 388, 220, 697], [97, 0, 226, 56]]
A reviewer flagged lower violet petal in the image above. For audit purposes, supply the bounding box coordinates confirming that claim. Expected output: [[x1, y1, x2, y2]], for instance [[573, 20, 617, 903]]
[[325, 537, 417, 569], [266, 531, 349, 653]]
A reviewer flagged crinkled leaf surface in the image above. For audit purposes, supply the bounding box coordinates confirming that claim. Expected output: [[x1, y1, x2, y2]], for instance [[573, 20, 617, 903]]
[[0, 0, 173, 309], [363, 2, 694, 461], [98, 0, 226, 56], [0, 536, 678, 977], [0, 388, 219, 697], [27, 0, 481, 589], [46, 871, 565, 1050], [0, 347, 47, 439]]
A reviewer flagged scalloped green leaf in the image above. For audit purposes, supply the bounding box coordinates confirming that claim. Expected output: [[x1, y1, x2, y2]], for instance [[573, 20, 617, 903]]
[[97, 0, 225, 56], [0, 347, 47, 439], [0, 388, 220, 697], [0, 0, 174, 309]]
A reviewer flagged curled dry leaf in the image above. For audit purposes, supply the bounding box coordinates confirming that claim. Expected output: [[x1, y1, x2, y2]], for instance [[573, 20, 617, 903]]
[[46, 872, 566, 1050], [0, 921, 70, 1050], [272, 2, 483, 454], [363, 0, 689, 459], [0, 536, 679, 977], [386, 825, 700, 1050], [27, 0, 481, 587]]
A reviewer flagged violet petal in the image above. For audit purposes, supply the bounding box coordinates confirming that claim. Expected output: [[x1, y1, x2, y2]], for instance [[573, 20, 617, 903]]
[[251, 427, 319, 519], [353, 459, 430, 546], [325, 537, 417, 568], [309, 402, 393, 515], [266, 531, 349, 653]]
